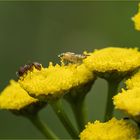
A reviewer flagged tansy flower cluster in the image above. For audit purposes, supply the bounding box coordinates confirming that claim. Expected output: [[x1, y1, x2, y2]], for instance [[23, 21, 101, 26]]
[[113, 88, 140, 116], [80, 47, 140, 140], [19, 63, 94, 100], [84, 47, 140, 73], [1, 3, 140, 140], [0, 47, 140, 139], [1, 47, 140, 139], [110, 4, 140, 124], [80, 118, 138, 140], [113, 70, 140, 122], [112, 4, 140, 126], [0, 80, 38, 110]]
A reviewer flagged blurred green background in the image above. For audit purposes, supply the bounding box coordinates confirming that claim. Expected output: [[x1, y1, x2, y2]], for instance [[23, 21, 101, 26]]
[[0, 1, 140, 138]]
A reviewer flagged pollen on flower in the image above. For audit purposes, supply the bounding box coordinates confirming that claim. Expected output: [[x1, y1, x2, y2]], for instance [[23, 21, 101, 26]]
[[72, 64, 94, 85], [0, 80, 37, 110], [19, 63, 94, 100], [80, 118, 138, 140], [125, 70, 140, 89], [113, 88, 140, 116], [83, 47, 140, 73]]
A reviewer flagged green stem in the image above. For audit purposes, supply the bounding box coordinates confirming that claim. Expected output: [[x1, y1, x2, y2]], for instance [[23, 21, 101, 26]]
[[70, 98, 87, 132], [51, 99, 78, 138], [27, 114, 58, 139], [104, 80, 120, 122]]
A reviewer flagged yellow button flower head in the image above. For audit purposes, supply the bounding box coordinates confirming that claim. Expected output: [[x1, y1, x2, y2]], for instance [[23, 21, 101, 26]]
[[132, 3, 140, 31], [83, 47, 140, 80], [125, 70, 140, 89], [0, 80, 38, 111], [83, 47, 140, 81], [19, 63, 94, 100], [113, 88, 140, 117], [80, 118, 138, 140]]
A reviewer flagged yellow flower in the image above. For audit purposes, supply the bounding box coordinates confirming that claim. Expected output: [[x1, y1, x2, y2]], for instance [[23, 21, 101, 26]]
[[125, 70, 140, 89], [113, 88, 140, 117], [0, 80, 38, 110], [19, 63, 94, 100], [80, 118, 138, 140], [83, 47, 140, 73], [132, 3, 140, 31]]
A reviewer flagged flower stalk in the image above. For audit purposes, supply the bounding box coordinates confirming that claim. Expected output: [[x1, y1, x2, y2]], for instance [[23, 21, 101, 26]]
[[70, 97, 87, 131], [50, 99, 79, 138], [65, 82, 94, 132], [104, 80, 120, 121], [27, 114, 58, 139]]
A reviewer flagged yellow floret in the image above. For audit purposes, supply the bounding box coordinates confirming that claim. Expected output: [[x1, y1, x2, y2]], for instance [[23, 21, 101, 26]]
[[0, 80, 37, 110], [125, 71, 140, 89], [72, 64, 94, 85], [19, 63, 94, 99], [80, 118, 138, 140], [83, 47, 140, 73], [113, 88, 140, 116]]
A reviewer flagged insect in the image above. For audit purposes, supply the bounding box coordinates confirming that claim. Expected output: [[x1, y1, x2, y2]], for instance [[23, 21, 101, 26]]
[[58, 52, 88, 64], [16, 62, 42, 77]]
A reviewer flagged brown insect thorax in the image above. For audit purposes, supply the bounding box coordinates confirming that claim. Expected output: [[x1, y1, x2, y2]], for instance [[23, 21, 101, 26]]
[[17, 62, 42, 77]]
